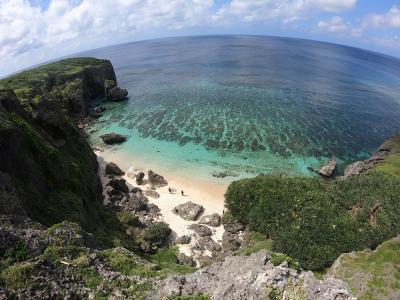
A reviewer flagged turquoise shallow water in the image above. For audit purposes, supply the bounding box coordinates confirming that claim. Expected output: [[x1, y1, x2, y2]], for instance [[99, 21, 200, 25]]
[[81, 36, 400, 181]]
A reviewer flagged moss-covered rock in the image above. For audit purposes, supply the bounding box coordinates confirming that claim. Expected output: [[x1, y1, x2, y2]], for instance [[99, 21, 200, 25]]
[[0, 57, 116, 119]]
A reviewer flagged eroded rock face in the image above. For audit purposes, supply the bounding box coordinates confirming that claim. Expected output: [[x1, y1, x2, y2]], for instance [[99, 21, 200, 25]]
[[319, 156, 337, 177], [152, 250, 355, 300], [105, 162, 124, 176], [107, 86, 128, 101], [199, 213, 221, 227], [101, 132, 128, 144], [147, 170, 168, 188], [172, 201, 204, 221]]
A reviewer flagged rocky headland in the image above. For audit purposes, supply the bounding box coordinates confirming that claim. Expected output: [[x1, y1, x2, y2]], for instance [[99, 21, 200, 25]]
[[0, 58, 399, 299]]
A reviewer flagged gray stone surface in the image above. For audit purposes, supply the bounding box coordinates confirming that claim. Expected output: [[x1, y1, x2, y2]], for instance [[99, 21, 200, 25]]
[[199, 213, 221, 227], [172, 201, 204, 221], [319, 156, 337, 177], [151, 250, 355, 300]]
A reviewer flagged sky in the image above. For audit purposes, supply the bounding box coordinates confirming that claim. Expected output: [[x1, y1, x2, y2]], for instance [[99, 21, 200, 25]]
[[0, 0, 400, 77]]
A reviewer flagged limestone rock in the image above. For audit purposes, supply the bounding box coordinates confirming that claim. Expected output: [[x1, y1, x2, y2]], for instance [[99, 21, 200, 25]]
[[148, 170, 168, 188], [319, 156, 337, 177], [107, 86, 128, 101], [108, 178, 129, 193], [188, 224, 212, 237], [101, 132, 128, 145], [176, 235, 191, 244], [343, 158, 381, 178], [199, 213, 221, 227], [144, 190, 160, 199], [152, 250, 355, 300], [172, 201, 204, 221], [222, 214, 245, 234], [104, 79, 116, 96], [105, 162, 124, 176], [136, 172, 145, 185], [177, 253, 196, 267]]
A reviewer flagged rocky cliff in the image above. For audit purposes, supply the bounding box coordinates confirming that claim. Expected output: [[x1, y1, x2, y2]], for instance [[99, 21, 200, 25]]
[[0, 57, 116, 119], [0, 58, 116, 230]]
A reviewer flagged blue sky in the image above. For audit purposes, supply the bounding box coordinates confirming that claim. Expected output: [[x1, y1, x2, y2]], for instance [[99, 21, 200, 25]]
[[1, 0, 400, 76]]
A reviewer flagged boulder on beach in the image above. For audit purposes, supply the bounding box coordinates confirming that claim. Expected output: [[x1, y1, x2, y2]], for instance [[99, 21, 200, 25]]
[[136, 172, 145, 185], [319, 155, 337, 177], [172, 201, 204, 221], [108, 178, 129, 193], [176, 235, 192, 245], [144, 190, 160, 199], [105, 162, 124, 176], [148, 170, 168, 188], [101, 132, 128, 145], [199, 213, 222, 227], [188, 224, 212, 237]]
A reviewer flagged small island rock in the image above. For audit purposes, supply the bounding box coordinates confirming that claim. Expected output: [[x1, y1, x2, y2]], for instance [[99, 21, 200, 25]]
[[319, 156, 337, 177], [101, 133, 128, 145], [108, 86, 128, 101]]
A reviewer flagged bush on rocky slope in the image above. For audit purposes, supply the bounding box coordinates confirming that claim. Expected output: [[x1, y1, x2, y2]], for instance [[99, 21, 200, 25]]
[[225, 172, 400, 270]]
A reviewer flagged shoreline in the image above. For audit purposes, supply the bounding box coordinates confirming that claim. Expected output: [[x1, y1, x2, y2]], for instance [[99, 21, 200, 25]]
[[96, 151, 227, 259]]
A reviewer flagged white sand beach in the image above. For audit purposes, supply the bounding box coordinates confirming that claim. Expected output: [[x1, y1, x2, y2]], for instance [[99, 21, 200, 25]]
[[96, 151, 228, 257]]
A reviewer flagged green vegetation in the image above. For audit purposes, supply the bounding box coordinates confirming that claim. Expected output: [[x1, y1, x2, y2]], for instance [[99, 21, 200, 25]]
[[225, 172, 400, 270], [100, 248, 157, 277], [0, 57, 111, 107], [236, 231, 273, 256], [168, 295, 210, 300], [374, 154, 400, 176], [150, 246, 197, 276], [0, 262, 33, 289], [143, 222, 172, 249], [328, 237, 400, 299]]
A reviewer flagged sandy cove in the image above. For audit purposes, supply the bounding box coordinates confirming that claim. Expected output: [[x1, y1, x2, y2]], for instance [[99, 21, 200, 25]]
[[96, 151, 228, 259]]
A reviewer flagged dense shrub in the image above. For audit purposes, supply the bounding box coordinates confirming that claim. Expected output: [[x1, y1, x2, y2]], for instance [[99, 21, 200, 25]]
[[225, 172, 400, 270], [143, 222, 172, 248]]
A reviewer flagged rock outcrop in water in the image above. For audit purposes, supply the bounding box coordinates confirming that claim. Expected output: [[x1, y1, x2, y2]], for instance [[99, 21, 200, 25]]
[[319, 155, 336, 177], [101, 132, 128, 144], [343, 131, 400, 178]]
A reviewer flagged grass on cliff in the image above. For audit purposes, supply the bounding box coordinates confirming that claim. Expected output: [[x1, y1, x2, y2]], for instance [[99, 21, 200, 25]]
[[328, 237, 400, 299], [225, 172, 400, 271], [0, 57, 110, 106]]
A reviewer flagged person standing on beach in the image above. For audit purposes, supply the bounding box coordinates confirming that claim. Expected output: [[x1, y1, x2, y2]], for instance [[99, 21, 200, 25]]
[[181, 190, 184, 196]]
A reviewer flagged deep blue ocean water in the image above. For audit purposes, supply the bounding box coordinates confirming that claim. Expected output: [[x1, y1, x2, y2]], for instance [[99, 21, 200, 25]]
[[81, 36, 400, 180]]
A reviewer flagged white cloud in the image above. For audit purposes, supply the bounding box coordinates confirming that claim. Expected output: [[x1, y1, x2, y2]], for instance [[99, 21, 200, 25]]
[[0, 0, 43, 57], [213, 0, 358, 24], [318, 16, 349, 33], [307, 0, 357, 13], [363, 5, 400, 29], [0, 0, 214, 75]]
